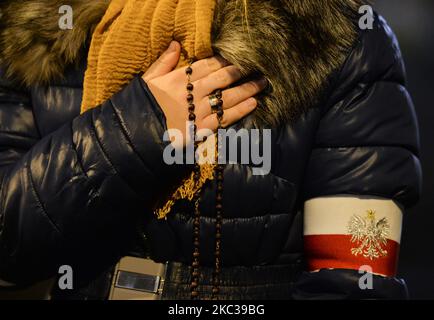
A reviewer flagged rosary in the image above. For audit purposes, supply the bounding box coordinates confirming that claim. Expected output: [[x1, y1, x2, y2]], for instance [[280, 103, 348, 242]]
[[185, 59, 224, 300]]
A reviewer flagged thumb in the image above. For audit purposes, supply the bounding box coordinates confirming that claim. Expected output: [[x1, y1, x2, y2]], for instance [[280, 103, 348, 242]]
[[143, 41, 181, 81]]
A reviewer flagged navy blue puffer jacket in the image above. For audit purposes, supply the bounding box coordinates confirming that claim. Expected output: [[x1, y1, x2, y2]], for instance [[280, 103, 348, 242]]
[[0, 1, 421, 299]]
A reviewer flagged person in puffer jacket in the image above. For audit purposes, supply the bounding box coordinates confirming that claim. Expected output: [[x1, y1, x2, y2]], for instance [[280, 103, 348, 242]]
[[0, 0, 421, 299]]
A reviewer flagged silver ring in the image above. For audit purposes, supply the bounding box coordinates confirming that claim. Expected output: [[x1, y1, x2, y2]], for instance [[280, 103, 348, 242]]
[[208, 94, 220, 108], [208, 94, 220, 114]]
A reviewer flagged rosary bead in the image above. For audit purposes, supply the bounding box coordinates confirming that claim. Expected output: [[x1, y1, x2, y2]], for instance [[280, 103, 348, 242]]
[[184, 62, 227, 300]]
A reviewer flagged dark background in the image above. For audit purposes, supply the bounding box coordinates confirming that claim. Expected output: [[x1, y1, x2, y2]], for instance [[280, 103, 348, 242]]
[[375, 0, 434, 299]]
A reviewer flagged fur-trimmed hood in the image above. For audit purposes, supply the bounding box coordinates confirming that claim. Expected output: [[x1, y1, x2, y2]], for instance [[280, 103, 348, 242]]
[[0, 0, 365, 125], [0, 0, 110, 86]]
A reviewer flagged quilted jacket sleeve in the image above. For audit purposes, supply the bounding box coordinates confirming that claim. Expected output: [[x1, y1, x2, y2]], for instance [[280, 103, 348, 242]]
[[296, 16, 422, 299], [0, 75, 185, 286]]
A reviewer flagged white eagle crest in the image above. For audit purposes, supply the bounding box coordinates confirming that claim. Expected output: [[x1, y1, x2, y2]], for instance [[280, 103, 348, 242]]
[[347, 210, 390, 260]]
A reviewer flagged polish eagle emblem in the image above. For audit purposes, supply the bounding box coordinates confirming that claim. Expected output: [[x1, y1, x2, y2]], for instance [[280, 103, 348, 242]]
[[347, 209, 390, 260]]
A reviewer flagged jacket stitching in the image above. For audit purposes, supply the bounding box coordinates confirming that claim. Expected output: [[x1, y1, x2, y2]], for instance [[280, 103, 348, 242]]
[[88, 110, 118, 176], [312, 145, 418, 156], [88, 108, 143, 197], [108, 100, 151, 171], [26, 156, 62, 235], [0, 167, 9, 233], [70, 123, 89, 179], [0, 130, 40, 141]]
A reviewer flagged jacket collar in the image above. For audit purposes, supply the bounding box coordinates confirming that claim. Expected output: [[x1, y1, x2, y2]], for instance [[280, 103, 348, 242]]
[[0, 0, 364, 126]]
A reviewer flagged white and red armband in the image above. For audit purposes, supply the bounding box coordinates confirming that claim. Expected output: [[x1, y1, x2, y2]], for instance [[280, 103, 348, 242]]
[[303, 197, 403, 277]]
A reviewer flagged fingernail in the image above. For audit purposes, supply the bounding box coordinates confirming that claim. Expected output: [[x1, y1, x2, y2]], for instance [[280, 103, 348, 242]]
[[249, 98, 258, 108], [168, 41, 177, 52], [259, 77, 268, 88]]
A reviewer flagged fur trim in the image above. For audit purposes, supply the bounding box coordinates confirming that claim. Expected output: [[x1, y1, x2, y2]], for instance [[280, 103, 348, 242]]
[[0, 0, 365, 125], [213, 0, 365, 126], [0, 0, 110, 85]]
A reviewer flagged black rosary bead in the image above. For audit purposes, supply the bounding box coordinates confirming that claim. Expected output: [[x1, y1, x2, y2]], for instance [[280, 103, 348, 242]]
[[185, 60, 204, 301], [184, 76, 226, 299]]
